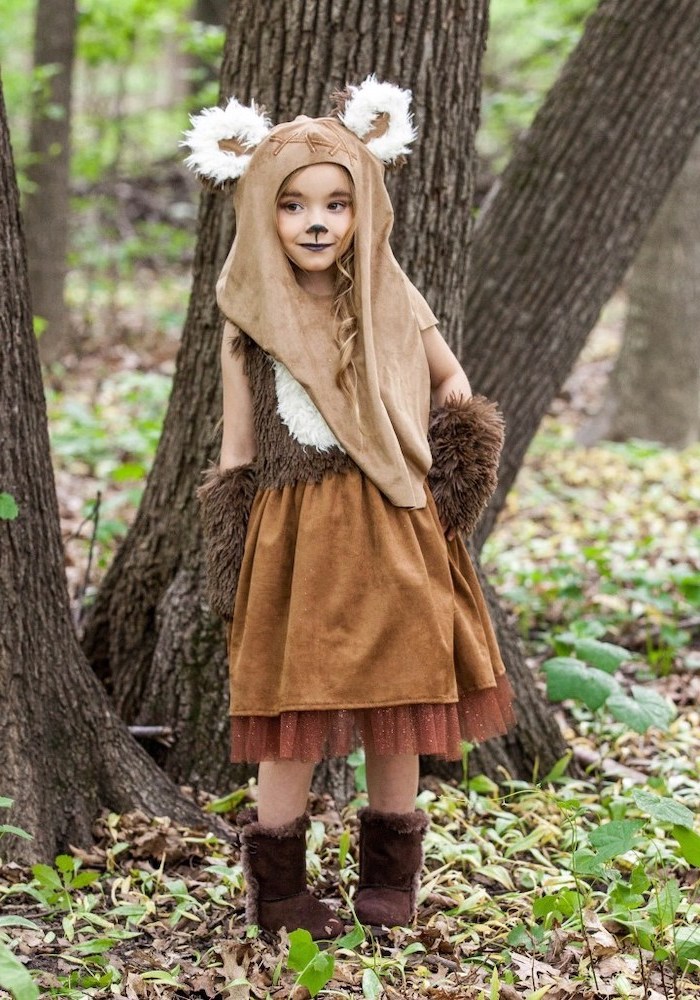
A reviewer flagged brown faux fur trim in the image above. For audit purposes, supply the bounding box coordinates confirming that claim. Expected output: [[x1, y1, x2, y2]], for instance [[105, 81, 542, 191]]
[[427, 393, 505, 537], [196, 462, 258, 621], [239, 811, 310, 841], [357, 807, 430, 836], [234, 332, 356, 491]]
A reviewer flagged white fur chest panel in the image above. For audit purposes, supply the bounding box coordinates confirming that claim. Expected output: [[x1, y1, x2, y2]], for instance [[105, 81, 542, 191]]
[[272, 359, 345, 453]]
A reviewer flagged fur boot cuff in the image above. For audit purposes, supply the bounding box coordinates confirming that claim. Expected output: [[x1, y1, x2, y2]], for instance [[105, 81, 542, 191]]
[[427, 393, 505, 537], [357, 807, 430, 835], [239, 810, 310, 841], [196, 462, 258, 621]]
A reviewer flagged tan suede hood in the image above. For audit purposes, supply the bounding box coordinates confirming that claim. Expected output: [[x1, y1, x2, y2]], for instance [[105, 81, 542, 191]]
[[216, 114, 436, 508]]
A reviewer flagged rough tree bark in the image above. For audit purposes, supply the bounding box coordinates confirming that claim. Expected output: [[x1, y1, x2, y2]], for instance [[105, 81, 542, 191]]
[[0, 74, 211, 863], [579, 135, 700, 449], [82, 0, 555, 799], [24, 0, 76, 365]]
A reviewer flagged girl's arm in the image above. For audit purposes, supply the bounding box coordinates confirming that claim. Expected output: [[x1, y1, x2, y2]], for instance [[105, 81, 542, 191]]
[[421, 326, 472, 406], [220, 320, 257, 468], [421, 326, 504, 542]]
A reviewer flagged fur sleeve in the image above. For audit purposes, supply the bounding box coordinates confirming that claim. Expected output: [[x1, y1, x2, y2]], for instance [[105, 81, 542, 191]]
[[196, 462, 258, 621], [427, 393, 505, 537]]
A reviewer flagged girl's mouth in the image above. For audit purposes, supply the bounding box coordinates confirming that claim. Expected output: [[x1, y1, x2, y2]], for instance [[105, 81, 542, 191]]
[[300, 244, 332, 252]]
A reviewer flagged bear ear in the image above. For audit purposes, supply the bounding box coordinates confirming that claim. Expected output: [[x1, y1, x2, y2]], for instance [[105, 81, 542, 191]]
[[332, 74, 417, 167], [180, 97, 272, 189]]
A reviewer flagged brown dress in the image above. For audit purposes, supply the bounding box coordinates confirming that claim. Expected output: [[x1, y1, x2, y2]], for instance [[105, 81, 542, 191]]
[[227, 334, 516, 763]]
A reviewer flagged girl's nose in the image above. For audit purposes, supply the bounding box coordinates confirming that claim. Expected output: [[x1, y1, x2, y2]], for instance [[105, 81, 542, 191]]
[[307, 224, 328, 237]]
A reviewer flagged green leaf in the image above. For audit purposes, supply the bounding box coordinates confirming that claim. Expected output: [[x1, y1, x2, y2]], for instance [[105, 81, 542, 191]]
[[31, 864, 62, 891], [287, 928, 318, 972], [607, 687, 676, 734], [588, 820, 644, 861], [543, 751, 573, 782], [675, 926, 700, 971], [402, 942, 426, 956], [298, 952, 334, 997], [0, 943, 39, 1000], [141, 968, 181, 984], [647, 879, 681, 929], [111, 462, 146, 483], [542, 657, 620, 709], [573, 638, 631, 673], [0, 493, 18, 520], [338, 829, 351, 868], [0, 798, 13, 809], [0, 917, 40, 931], [632, 789, 694, 828], [570, 849, 606, 876], [0, 825, 32, 841], [672, 825, 700, 865], [71, 870, 102, 889], [466, 774, 499, 794], [205, 789, 250, 814], [533, 889, 578, 919], [335, 921, 365, 950], [362, 967, 382, 999]]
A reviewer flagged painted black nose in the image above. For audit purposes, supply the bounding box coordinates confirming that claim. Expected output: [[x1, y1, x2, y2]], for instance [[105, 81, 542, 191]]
[[307, 224, 328, 239]]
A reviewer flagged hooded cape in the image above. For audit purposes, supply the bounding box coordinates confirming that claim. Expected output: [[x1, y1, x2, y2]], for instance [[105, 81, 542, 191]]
[[216, 114, 437, 508]]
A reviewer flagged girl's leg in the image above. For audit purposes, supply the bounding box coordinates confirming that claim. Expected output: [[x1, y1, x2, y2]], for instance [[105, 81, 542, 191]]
[[257, 759, 316, 825], [364, 748, 419, 812]]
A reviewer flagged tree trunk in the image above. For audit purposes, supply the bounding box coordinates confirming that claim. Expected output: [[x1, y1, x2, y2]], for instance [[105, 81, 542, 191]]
[[466, 0, 700, 551], [23, 0, 76, 365], [579, 134, 700, 448], [83, 0, 557, 798], [0, 73, 211, 863]]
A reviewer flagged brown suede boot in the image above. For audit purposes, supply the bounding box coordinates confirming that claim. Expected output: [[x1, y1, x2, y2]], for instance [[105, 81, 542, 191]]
[[239, 811, 344, 940], [354, 807, 430, 929]]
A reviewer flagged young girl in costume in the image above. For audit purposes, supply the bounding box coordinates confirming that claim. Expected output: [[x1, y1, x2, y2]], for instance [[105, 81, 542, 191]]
[[183, 76, 516, 940]]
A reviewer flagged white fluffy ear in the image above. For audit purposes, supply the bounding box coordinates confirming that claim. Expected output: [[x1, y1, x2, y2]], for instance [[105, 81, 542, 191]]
[[180, 97, 272, 187], [338, 74, 416, 164]]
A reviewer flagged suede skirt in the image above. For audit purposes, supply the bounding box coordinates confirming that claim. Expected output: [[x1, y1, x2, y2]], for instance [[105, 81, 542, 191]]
[[227, 468, 515, 762]]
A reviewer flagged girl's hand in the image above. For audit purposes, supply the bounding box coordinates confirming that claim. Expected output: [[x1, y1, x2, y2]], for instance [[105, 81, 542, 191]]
[[441, 520, 456, 542]]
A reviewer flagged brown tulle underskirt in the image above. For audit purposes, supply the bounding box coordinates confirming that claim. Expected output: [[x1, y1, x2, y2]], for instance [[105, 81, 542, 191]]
[[230, 672, 516, 763]]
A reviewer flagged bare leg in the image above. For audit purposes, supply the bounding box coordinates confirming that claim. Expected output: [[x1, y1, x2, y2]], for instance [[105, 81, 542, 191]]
[[257, 759, 316, 826], [364, 749, 419, 813]]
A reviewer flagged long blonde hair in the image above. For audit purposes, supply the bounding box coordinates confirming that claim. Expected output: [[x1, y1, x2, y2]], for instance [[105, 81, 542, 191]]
[[331, 196, 359, 405]]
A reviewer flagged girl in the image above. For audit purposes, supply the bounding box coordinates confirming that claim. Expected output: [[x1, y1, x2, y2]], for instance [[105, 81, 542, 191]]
[[183, 76, 516, 940]]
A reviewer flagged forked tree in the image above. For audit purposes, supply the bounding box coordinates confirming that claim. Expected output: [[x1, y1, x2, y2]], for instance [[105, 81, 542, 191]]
[[79, 0, 700, 797]]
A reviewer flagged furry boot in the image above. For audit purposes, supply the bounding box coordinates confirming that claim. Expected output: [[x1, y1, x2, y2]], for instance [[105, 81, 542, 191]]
[[239, 811, 344, 939], [354, 807, 429, 928]]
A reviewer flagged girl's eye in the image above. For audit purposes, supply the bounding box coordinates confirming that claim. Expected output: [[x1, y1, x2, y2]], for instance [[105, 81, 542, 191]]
[[329, 201, 350, 211], [280, 202, 302, 212]]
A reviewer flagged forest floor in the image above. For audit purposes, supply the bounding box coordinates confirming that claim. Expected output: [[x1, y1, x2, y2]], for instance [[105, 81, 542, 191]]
[[2, 284, 700, 998]]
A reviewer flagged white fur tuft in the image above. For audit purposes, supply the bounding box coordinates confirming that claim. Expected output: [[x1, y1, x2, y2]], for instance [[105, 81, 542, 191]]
[[272, 360, 345, 453], [180, 97, 272, 184], [339, 74, 416, 164]]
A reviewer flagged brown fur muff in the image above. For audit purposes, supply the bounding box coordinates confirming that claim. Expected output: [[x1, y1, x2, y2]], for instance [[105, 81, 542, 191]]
[[427, 393, 505, 537], [196, 462, 258, 621]]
